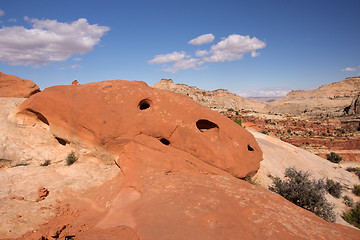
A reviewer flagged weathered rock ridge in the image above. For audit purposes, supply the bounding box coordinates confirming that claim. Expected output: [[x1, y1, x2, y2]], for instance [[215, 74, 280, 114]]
[[346, 93, 360, 115], [152, 79, 268, 113], [153, 77, 360, 117], [0, 72, 40, 98], [269, 77, 360, 116]]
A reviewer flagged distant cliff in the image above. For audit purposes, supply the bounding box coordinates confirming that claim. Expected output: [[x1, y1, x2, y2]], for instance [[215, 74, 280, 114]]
[[268, 77, 360, 117], [152, 79, 269, 113]]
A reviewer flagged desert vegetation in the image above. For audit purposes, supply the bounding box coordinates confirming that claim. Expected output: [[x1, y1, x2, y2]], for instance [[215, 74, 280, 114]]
[[342, 202, 360, 229], [66, 151, 78, 166], [326, 152, 342, 163], [352, 184, 360, 196], [269, 167, 336, 222]]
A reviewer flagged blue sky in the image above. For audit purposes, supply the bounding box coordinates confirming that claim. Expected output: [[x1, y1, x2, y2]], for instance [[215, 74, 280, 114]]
[[0, 0, 359, 97]]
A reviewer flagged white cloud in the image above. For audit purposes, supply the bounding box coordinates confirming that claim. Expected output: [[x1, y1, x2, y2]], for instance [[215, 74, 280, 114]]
[[71, 64, 80, 69], [195, 50, 208, 57], [341, 67, 357, 72], [204, 34, 266, 62], [0, 9, 4, 16], [73, 57, 82, 61], [149, 33, 265, 72], [163, 58, 204, 73], [8, 18, 17, 22], [188, 33, 214, 45], [234, 88, 291, 98], [0, 17, 109, 66], [148, 51, 187, 64]]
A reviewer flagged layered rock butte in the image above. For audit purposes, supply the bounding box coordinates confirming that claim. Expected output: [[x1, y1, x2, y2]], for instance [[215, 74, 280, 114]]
[[268, 77, 360, 117], [0, 79, 358, 239], [153, 77, 360, 118]]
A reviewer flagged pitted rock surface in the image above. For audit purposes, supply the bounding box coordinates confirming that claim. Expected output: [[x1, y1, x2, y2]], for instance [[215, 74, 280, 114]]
[[16, 80, 262, 179]]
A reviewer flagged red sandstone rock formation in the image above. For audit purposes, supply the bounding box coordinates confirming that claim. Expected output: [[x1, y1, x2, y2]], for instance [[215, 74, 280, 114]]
[[16, 80, 262, 179], [9, 80, 360, 239], [0, 72, 40, 98]]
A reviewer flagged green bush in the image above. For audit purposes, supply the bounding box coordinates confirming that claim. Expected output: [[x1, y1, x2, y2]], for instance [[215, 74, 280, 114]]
[[343, 202, 360, 229], [66, 151, 78, 166], [343, 196, 354, 207], [324, 178, 342, 198], [353, 185, 360, 196], [269, 167, 335, 222], [326, 152, 342, 163], [234, 117, 242, 126]]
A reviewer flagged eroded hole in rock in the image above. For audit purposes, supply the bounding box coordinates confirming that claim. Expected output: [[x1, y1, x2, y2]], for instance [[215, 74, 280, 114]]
[[196, 119, 219, 132], [248, 145, 254, 151], [55, 137, 68, 146], [160, 138, 170, 146], [138, 99, 152, 110], [27, 109, 49, 125]]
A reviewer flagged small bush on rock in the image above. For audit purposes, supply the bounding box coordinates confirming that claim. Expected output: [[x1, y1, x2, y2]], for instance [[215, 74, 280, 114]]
[[343, 202, 360, 229], [343, 196, 354, 207], [66, 152, 78, 166], [326, 152, 342, 163], [234, 117, 242, 126], [353, 185, 360, 196], [324, 178, 342, 198], [269, 167, 335, 222]]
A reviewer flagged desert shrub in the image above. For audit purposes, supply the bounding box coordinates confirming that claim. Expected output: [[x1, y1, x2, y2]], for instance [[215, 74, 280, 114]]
[[343, 196, 354, 207], [326, 152, 342, 163], [269, 167, 335, 222], [342, 202, 360, 229], [260, 130, 268, 135], [40, 160, 51, 166], [234, 117, 242, 126], [66, 152, 78, 166], [346, 167, 360, 180], [324, 178, 342, 198], [227, 108, 234, 111], [353, 185, 360, 196]]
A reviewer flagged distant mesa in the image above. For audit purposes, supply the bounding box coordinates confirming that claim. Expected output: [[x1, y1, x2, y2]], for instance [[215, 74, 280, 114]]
[[268, 77, 360, 117], [152, 78, 269, 113], [0, 72, 40, 98], [153, 77, 360, 117]]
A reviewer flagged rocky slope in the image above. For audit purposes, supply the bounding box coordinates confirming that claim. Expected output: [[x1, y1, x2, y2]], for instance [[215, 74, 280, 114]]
[[269, 77, 360, 117], [152, 79, 268, 113], [224, 111, 360, 162], [0, 72, 40, 98], [1, 80, 359, 239]]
